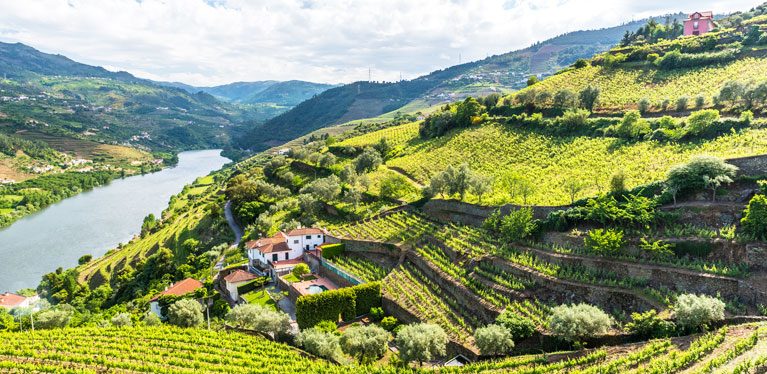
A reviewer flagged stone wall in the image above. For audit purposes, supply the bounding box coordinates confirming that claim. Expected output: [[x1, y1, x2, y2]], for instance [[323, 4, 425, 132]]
[[325, 236, 402, 257], [422, 199, 565, 226], [727, 154, 767, 176]]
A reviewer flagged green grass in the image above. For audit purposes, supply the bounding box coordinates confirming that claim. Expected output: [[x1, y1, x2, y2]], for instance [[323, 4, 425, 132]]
[[0, 208, 13, 214], [242, 290, 278, 310], [282, 274, 316, 283], [195, 176, 214, 185], [344, 121, 767, 205]]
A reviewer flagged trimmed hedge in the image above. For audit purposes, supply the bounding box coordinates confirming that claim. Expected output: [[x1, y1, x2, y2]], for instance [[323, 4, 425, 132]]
[[321, 243, 345, 259], [295, 281, 382, 329], [353, 282, 382, 316], [236, 276, 269, 295], [296, 288, 356, 329]]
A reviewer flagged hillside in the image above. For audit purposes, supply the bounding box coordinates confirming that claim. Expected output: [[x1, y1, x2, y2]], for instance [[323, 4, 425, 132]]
[[236, 14, 687, 152], [154, 79, 336, 105]]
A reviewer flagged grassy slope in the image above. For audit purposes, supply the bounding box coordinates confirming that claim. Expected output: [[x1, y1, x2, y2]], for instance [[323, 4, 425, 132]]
[[340, 121, 767, 205]]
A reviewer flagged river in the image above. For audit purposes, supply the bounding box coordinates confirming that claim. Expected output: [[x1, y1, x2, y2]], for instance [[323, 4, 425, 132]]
[[0, 149, 230, 292]]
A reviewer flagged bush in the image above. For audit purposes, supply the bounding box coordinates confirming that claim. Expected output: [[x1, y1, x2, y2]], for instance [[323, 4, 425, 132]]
[[557, 108, 590, 128], [685, 109, 720, 135], [78, 255, 92, 265], [695, 94, 706, 108], [609, 170, 627, 193], [321, 243, 345, 259], [740, 110, 754, 124], [674, 294, 725, 331], [395, 323, 448, 365], [675, 95, 689, 112], [296, 327, 341, 361], [292, 263, 310, 279], [549, 304, 612, 343], [495, 310, 536, 340], [381, 316, 398, 331], [226, 304, 291, 336], [474, 324, 515, 356], [296, 287, 356, 329], [578, 85, 600, 112], [353, 282, 382, 317], [584, 228, 624, 255], [340, 324, 390, 364], [167, 299, 204, 328], [498, 207, 536, 242], [614, 111, 649, 139], [637, 97, 651, 114], [625, 310, 676, 339], [111, 313, 132, 328], [369, 307, 385, 321], [315, 320, 337, 333], [36, 310, 71, 329], [666, 155, 737, 196], [741, 194, 767, 240], [143, 313, 161, 326]]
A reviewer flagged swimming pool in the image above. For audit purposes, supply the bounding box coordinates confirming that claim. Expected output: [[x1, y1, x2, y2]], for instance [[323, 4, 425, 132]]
[[306, 285, 328, 294]]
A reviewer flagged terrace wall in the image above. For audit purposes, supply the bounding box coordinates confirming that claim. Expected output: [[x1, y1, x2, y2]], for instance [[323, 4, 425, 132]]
[[325, 236, 402, 258], [422, 199, 565, 226], [727, 154, 767, 176]]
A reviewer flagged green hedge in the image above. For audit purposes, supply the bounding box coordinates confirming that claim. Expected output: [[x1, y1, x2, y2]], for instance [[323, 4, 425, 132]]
[[322, 243, 345, 259], [236, 276, 269, 295], [296, 288, 356, 329], [352, 282, 381, 316], [295, 281, 382, 329]]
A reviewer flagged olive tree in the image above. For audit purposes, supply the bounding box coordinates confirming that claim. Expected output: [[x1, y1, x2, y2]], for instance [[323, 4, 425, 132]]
[[578, 85, 601, 112], [143, 313, 162, 326], [474, 324, 515, 356], [167, 299, 204, 328], [395, 323, 448, 366], [111, 312, 133, 327], [674, 294, 725, 331], [226, 304, 291, 337], [549, 304, 612, 345], [296, 327, 341, 361], [666, 155, 737, 198], [36, 310, 72, 329], [353, 147, 383, 173], [292, 263, 310, 278], [340, 324, 390, 364]]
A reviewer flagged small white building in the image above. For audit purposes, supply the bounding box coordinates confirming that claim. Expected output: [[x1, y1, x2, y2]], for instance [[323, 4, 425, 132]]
[[223, 270, 259, 301], [246, 228, 326, 267], [0, 292, 39, 310], [277, 148, 291, 155], [149, 278, 203, 319]]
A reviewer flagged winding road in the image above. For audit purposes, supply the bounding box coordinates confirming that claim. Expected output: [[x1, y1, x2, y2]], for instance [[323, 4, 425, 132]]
[[215, 201, 244, 271]]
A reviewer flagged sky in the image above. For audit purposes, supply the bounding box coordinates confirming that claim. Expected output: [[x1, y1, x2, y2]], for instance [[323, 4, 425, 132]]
[[0, 0, 760, 86]]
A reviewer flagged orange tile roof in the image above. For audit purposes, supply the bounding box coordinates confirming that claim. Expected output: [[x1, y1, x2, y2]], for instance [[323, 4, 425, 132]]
[[245, 232, 291, 253], [285, 227, 325, 236], [0, 292, 27, 307], [224, 270, 258, 283], [150, 278, 203, 301]]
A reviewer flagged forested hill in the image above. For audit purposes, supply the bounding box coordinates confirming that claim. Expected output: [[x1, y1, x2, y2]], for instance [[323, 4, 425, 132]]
[[153, 79, 336, 105], [236, 13, 686, 152]]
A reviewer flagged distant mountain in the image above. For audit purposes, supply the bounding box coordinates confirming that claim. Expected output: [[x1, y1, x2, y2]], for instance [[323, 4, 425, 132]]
[[153, 79, 335, 105], [236, 14, 685, 151]]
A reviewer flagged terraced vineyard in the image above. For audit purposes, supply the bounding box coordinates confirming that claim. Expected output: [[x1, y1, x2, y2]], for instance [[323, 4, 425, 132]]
[[328, 255, 390, 282], [334, 121, 420, 149], [374, 123, 767, 205], [517, 57, 767, 109], [329, 210, 440, 243]]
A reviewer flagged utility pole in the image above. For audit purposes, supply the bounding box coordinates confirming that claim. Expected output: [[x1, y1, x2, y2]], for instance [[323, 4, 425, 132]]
[[206, 298, 211, 330], [30, 313, 34, 332]]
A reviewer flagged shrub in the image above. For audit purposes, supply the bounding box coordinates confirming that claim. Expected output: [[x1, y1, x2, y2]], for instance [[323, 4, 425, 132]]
[[558, 108, 590, 128], [143, 313, 161, 326], [740, 110, 754, 124], [381, 316, 398, 331], [226, 304, 291, 336], [315, 320, 337, 333], [637, 97, 651, 114], [646, 53, 659, 63], [36, 310, 71, 329], [474, 324, 515, 356], [661, 98, 671, 110], [340, 324, 390, 364], [584, 228, 624, 255], [395, 323, 448, 365], [695, 94, 706, 108], [625, 310, 676, 339], [675, 95, 689, 112], [167, 299, 204, 328], [609, 170, 627, 193], [674, 294, 725, 331], [353, 282, 382, 317], [296, 327, 341, 361], [615, 111, 649, 139], [495, 310, 536, 340], [78, 255, 92, 265], [553, 89, 577, 107], [292, 263, 310, 279], [578, 85, 600, 112], [741, 194, 767, 240], [685, 109, 720, 135], [499, 207, 536, 242], [296, 283, 380, 329], [111, 313, 132, 328], [369, 307, 385, 321], [573, 59, 589, 68], [666, 155, 737, 196], [639, 238, 675, 259], [549, 304, 612, 344], [321, 243, 344, 259]]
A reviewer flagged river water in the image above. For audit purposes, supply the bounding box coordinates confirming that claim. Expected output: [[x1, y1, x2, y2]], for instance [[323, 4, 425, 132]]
[[0, 149, 230, 292]]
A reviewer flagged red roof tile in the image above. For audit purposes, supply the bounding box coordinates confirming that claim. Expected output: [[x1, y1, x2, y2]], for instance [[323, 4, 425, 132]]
[[0, 292, 27, 307], [245, 232, 291, 253], [285, 227, 325, 236], [224, 270, 258, 283], [150, 278, 203, 301]]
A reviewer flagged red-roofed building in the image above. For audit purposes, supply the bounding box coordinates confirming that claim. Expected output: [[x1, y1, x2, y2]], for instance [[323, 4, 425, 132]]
[[0, 292, 38, 310], [224, 270, 259, 300], [245, 227, 326, 270], [684, 11, 715, 36], [149, 278, 203, 319]]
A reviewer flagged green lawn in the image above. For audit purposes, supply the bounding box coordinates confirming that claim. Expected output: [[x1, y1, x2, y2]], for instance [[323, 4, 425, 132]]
[[195, 176, 215, 185], [282, 274, 317, 283], [242, 290, 277, 310]]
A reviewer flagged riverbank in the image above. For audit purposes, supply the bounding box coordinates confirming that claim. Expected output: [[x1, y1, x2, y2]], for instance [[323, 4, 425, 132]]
[[0, 150, 230, 292]]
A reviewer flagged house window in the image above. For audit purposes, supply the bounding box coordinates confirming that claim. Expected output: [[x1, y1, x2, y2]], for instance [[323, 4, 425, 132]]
[[294, 239, 299, 244], [305, 235, 311, 239], [272, 254, 278, 262], [694, 21, 699, 29], [317, 235, 321, 238], [285, 253, 289, 260]]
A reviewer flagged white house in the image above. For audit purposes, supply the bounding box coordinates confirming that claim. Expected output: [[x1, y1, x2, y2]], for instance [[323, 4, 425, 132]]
[[224, 270, 259, 301], [277, 148, 291, 155], [246, 228, 326, 268], [0, 292, 39, 310], [149, 278, 203, 319]]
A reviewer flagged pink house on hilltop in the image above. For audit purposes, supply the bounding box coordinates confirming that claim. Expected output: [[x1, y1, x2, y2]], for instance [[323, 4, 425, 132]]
[[684, 11, 715, 36]]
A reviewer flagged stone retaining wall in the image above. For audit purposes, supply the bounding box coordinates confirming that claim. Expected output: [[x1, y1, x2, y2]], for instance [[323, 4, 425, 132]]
[[727, 154, 767, 176], [422, 199, 565, 226], [325, 236, 402, 257]]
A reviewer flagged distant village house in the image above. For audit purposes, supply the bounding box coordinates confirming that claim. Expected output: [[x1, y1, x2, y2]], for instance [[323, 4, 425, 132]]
[[149, 278, 203, 319], [684, 11, 715, 36], [0, 292, 39, 310]]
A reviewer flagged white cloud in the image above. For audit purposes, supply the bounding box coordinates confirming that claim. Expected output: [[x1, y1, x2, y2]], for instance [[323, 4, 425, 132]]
[[0, 0, 759, 86]]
